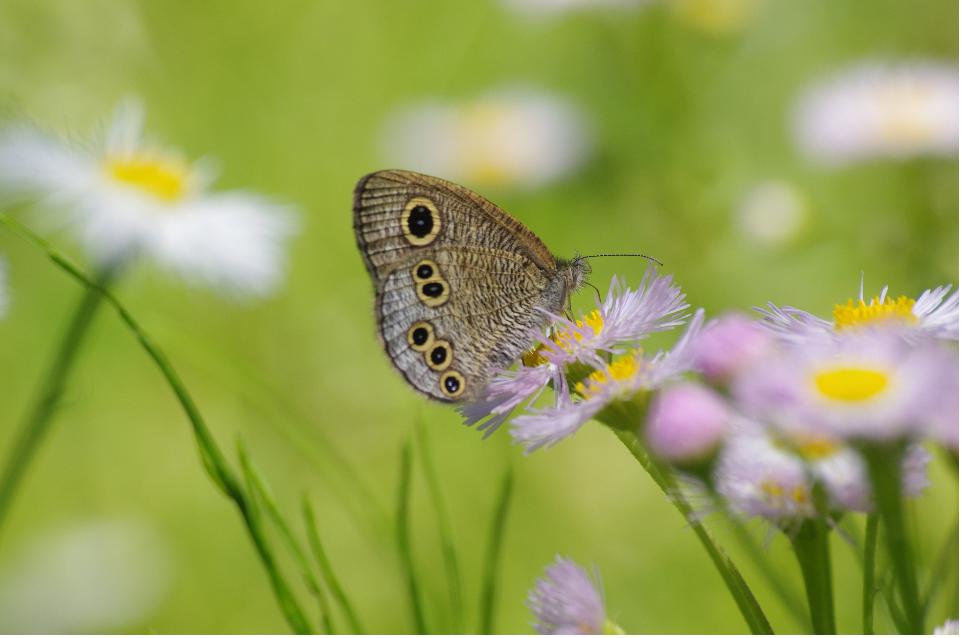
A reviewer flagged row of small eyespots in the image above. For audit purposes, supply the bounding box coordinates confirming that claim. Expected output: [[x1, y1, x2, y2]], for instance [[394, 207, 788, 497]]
[[405, 321, 464, 398]]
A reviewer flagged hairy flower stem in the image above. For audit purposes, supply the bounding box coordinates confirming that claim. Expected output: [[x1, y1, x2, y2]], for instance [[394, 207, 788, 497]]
[[0, 266, 117, 535], [862, 442, 924, 634], [863, 514, 879, 634], [610, 427, 773, 634], [790, 518, 836, 634]]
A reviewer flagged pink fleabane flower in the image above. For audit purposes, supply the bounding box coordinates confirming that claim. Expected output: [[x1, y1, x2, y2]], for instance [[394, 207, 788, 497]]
[[463, 267, 689, 435], [758, 278, 958, 344], [646, 382, 731, 464], [527, 556, 612, 635], [692, 312, 775, 382], [510, 310, 704, 452]]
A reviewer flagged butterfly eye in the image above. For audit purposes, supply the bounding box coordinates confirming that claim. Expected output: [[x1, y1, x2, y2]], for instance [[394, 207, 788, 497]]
[[439, 370, 465, 398], [411, 259, 438, 282], [406, 321, 435, 352], [401, 197, 441, 247], [425, 340, 452, 371]]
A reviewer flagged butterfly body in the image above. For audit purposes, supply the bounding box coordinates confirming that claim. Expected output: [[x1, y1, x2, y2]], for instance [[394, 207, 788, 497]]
[[353, 169, 587, 402]]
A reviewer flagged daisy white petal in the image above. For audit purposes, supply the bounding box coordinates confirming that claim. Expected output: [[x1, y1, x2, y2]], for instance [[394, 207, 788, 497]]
[[0, 100, 298, 298], [934, 619, 960, 635]]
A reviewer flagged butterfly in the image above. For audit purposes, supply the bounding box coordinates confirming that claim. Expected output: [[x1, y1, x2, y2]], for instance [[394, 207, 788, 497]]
[[353, 169, 589, 402]]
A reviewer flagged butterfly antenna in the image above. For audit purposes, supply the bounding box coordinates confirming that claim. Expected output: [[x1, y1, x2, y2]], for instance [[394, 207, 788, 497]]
[[579, 252, 663, 267], [585, 281, 602, 303]]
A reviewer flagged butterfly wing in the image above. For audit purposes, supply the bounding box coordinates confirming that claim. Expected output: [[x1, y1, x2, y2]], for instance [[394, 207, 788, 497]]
[[353, 169, 561, 402]]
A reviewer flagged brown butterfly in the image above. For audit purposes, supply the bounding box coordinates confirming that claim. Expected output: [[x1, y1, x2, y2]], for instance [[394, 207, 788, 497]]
[[353, 169, 589, 402]]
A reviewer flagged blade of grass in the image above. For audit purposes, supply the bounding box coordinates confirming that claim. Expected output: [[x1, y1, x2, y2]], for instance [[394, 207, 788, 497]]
[[416, 420, 464, 633], [923, 515, 958, 619], [239, 442, 336, 634], [863, 514, 879, 634], [397, 438, 427, 634], [479, 466, 514, 635], [0, 265, 115, 535], [1, 215, 313, 634], [302, 496, 365, 634]]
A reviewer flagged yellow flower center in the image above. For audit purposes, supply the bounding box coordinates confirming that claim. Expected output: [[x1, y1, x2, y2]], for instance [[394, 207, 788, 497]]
[[814, 367, 890, 402], [552, 310, 604, 352], [521, 344, 549, 368], [574, 351, 643, 398], [877, 83, 941, 146], [760, 481, 809, 505], [105, 153, 191, 202], [794, 436, 841, 460], [833, 295, 917, 330]]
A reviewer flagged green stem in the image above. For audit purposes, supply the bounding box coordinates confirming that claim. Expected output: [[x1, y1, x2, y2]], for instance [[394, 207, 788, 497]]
[[2, 215, 313, 634], [0, 267, 115, 534], [416, 421, 464, 633], [611, 428, 773, 634], [479, 467, 514, 635], [863, 442, 924, 634], [863, 514, 879, 634], [923, 516, 958, 620], [723, 509, 809, 628], [791, 518, 837, 634], [303, 497, 365, 634], [397, 439, 427, 634]]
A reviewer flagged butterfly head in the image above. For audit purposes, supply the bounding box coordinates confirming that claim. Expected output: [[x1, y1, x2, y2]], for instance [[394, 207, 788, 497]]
[[559, 256, 592, 299]]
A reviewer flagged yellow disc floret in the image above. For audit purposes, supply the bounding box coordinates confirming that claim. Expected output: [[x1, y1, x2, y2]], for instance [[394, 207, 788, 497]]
[[833, 295, 918, 330], [552, 310, 604, 352], [105, 152, 191, 202], [575, 350, 643, 398], [814, 367, 889, 402]]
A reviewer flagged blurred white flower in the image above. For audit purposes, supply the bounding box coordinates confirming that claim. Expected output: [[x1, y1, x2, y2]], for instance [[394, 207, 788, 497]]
[[669, 0, 764, 35], [0, 100, 298, 298], [0, 518, 170, 633], [502, 0, 650, 17], [735, 180, 807, 246], [935, 619, 959, 635], [793, 60, 959, 165], [381, 88, 591, 189]]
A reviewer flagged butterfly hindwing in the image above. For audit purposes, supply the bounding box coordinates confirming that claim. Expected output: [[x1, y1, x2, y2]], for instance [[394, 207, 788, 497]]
[[353, 170, 560, 401]]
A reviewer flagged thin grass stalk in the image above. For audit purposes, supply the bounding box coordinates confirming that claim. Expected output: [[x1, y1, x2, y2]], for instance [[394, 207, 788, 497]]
[[397, 439, 428, 634], [610, 428, 773, 635], [863, 514, 879, 634], [302, 497, 365, 634], [1, 215, 313, 634], [239, 444, 336, 634], [478, 467, 514, 635], [0, 266, 115, 534], [922, 516, 958, 618], [416, 420, 464, 633]]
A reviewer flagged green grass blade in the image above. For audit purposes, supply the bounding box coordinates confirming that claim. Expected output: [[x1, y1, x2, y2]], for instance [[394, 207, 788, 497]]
[[239, 442, 336, 634], [303, 496, 365, 634], [863, 514, 879, 634], [1, 214, 313, 634], [416, 420, 464, 633], [478, 466, 514, 635], [397, 438, 428, 634]]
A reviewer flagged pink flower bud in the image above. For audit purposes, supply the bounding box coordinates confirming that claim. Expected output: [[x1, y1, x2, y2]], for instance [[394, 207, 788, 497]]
[[647, 382, 730, 463], [693, 313, 773, 382]]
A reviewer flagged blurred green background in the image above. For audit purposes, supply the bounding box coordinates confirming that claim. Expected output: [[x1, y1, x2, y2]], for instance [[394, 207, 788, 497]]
[[0, 0, 957, 633]]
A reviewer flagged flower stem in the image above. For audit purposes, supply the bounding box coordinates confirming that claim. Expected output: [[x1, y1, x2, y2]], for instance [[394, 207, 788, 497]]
[[611, 428, 773, 634], [0, 266, 116, 535], [863, 514, 879, 634], [790, 518, 836, 634], [862, 442, 924, 634]]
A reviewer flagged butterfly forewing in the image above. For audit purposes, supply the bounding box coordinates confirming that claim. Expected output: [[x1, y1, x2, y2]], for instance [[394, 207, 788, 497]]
[[353, 170, 562, 402]]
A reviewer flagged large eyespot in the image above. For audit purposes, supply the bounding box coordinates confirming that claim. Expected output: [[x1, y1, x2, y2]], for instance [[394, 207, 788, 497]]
[[416, 279, 449, 307], [406, 321, 435, 352], [400, 197, 441, 247], [439, 370, 465, 399], [425, 340, 452, 371], [411, 259, 438, 282]]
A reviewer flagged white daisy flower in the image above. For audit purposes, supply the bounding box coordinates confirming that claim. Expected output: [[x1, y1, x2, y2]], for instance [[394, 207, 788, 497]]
[[502, 0, 650, 18], [935, 619, 959, 635], [734, 180, 807, 247], [380, 88, 591, 189], [0, 518, 170, 633], [0, 100, 297, 298], [793, 60, 959, 165], [527, 556, 617, 635]]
